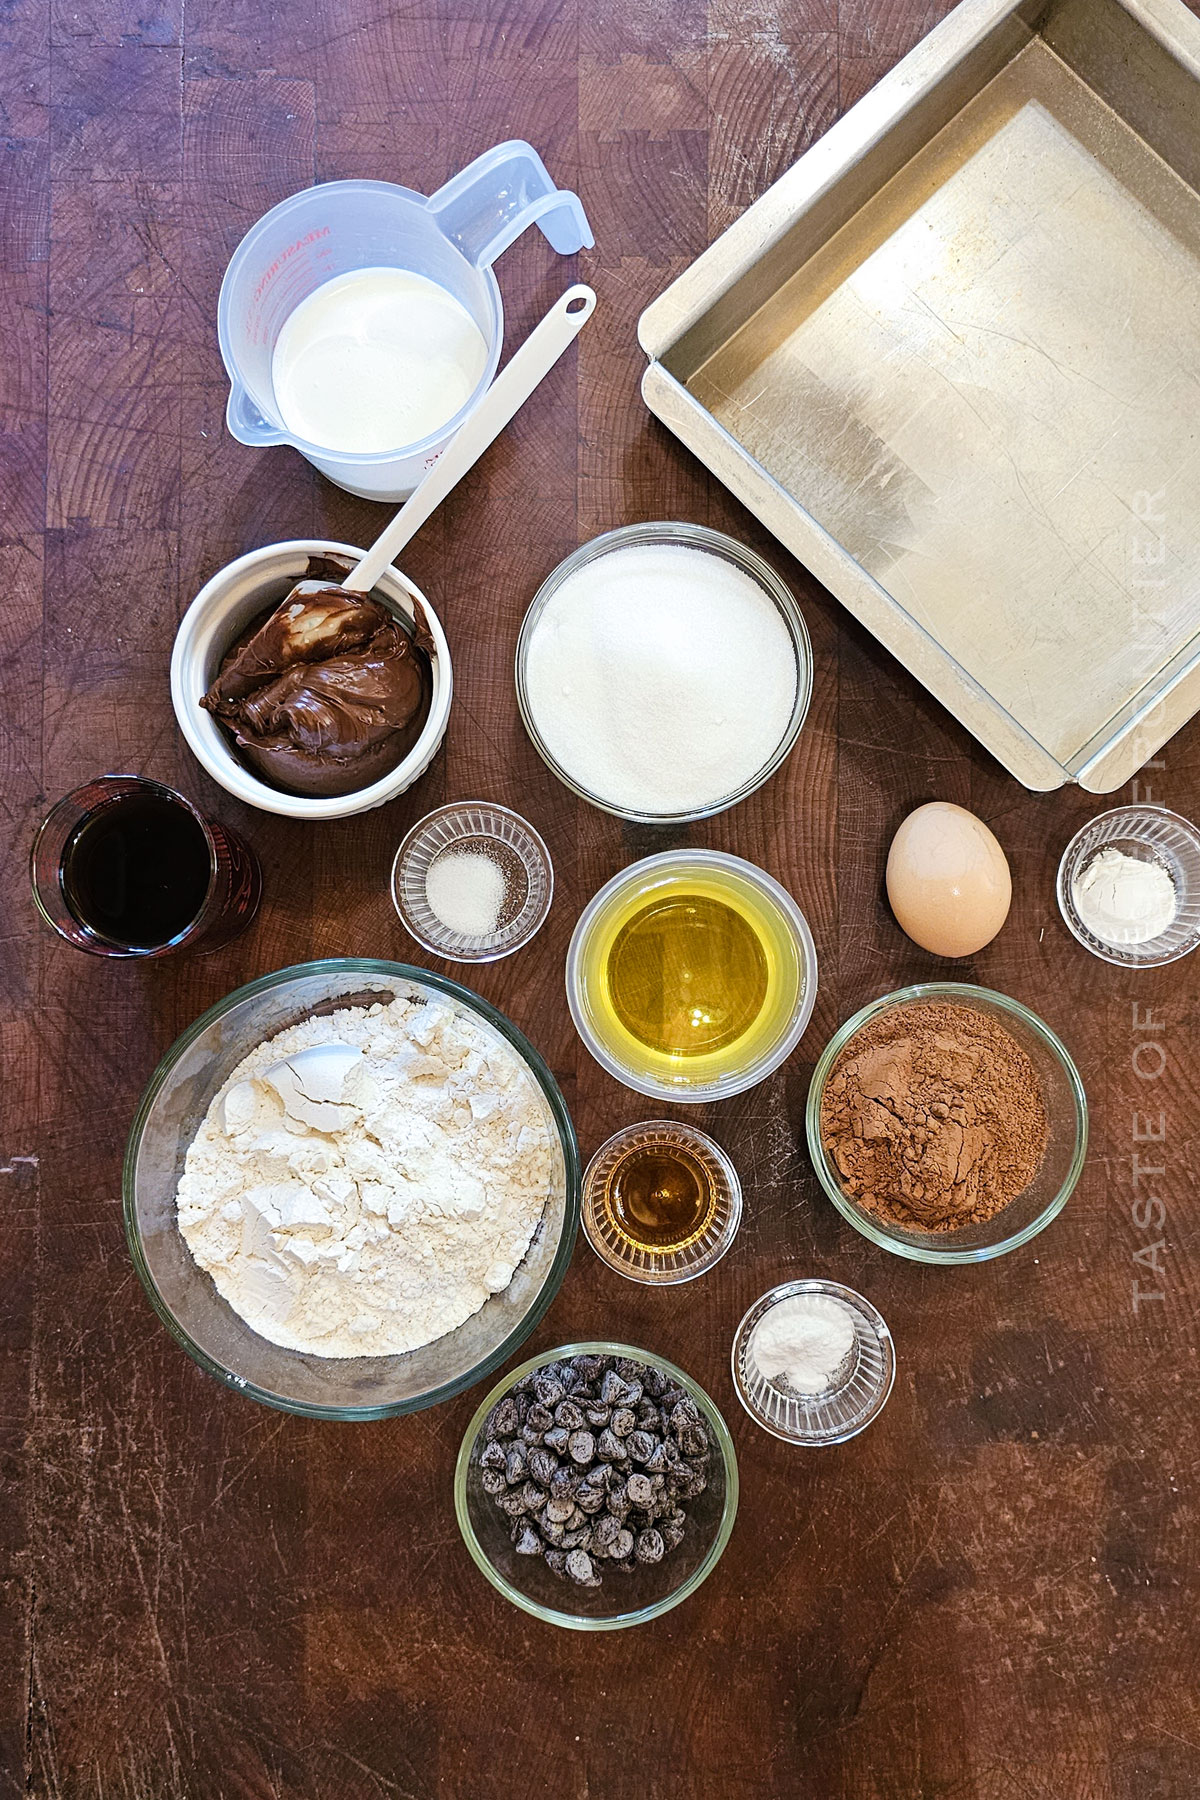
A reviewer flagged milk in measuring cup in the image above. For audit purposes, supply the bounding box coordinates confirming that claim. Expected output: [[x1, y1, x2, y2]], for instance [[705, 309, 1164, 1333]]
[[270, 268, 490, 455]]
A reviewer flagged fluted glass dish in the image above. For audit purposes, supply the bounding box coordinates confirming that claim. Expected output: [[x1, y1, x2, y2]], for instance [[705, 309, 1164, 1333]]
[[123, 959, 580, 1417], [1057, 804, 1200, 967], [731, 1280, 894, 1445], [581, 1121, 742, 1285], [392, 801, 553, 962]]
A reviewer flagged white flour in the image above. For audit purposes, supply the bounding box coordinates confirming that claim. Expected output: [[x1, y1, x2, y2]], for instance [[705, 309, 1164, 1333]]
[[177, 993, 555, 1358]]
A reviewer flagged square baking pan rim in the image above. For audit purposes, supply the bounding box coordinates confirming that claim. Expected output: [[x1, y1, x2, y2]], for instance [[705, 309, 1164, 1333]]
[[638, 0, 1200, 793]]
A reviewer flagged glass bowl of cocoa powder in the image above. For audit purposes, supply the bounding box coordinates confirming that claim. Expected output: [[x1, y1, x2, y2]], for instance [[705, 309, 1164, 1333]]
[[806, 984, 1087, 1264]]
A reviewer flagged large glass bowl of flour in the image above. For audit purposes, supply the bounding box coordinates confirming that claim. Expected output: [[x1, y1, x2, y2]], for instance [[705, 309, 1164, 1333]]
[[123, 960, 580, 1417], [515, 523, 813, 825]]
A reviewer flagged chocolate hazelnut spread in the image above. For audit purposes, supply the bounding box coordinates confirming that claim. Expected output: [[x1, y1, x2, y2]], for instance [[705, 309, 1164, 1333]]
[[818, 1001, 1048, 1232], [202, 555, 433, 798]]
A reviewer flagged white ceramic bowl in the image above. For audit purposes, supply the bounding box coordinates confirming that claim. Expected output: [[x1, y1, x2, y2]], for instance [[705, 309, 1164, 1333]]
[[170, 539, 453, 820]]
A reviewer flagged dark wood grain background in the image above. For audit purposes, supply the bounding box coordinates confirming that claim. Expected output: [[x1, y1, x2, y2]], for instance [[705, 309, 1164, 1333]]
[[6, 0, 1200, 1793]]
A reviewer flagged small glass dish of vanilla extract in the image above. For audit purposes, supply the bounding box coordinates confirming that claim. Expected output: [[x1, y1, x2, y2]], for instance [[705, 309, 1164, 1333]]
[[581, 1120, 742, 1286]]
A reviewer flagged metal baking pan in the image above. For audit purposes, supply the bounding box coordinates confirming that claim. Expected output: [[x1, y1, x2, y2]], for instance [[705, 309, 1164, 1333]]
[[639, 0, 1200, 791]]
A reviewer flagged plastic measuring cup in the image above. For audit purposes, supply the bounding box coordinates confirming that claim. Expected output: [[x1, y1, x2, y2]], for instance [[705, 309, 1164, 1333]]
[[218, 140, 593, 501]]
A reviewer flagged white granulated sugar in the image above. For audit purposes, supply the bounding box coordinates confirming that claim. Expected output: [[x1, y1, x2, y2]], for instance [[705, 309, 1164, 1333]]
[[523, 542, 798, 815], [177, 994, 555, 1358], [425, 848, 506, 938]]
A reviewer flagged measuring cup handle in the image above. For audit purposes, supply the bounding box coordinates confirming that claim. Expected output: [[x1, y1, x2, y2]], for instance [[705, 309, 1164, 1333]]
[[425, 138, 594, 269], [226, 382, 288, 448]]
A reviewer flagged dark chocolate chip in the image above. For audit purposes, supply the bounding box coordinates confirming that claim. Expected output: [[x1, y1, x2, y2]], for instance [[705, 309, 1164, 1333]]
[[625, 1473, 654, 1509], [487, 1396, 519, 1439], [528, 1447, 558, 1487], [565, 1550, 596, 1585], [505, 1445, 528, 1485]]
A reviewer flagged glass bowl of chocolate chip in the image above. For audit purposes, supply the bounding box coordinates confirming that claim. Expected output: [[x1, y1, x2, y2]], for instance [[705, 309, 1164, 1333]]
[[806, 984, 1088, 1264], [455, 1344, 738, 1629]]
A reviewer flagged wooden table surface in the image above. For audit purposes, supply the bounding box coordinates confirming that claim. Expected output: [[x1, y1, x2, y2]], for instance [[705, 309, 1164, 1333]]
[[8, 0, 1200, 1792]]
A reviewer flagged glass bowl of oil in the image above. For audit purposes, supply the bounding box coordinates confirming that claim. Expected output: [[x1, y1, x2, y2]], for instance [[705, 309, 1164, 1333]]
[[566, 850, 818, 1102], [582, 1121, 742, 1284]]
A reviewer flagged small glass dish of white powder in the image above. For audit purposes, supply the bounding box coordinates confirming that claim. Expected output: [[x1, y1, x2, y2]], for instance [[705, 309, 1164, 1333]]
[[1057, 804, 1200, 968], [731, 1280, 895, 1446], [515, 522, 812, 824], [392, 801, 554, 962]]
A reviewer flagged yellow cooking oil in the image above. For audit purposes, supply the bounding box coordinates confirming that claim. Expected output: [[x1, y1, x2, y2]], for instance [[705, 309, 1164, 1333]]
[[577, 860, 804, 1089]]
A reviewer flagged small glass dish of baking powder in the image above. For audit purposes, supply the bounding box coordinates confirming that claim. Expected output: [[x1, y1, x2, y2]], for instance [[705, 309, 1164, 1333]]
[[392, 802, 553, 963], [1056, 804, 1200, 968], [731, 1279, 895, 1446]]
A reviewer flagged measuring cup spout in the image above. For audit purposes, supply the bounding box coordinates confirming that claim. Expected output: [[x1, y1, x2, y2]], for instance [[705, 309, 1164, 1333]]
[[226, 382, 289, 448], [426, 138, 593, 269]]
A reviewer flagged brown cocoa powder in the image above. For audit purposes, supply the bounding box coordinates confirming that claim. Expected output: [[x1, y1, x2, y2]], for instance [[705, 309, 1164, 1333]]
[[818, 1001, 1048, 1232]]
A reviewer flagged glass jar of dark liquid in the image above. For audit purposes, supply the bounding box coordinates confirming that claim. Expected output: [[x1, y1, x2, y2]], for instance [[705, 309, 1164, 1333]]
[[31, 775, 261, 957]]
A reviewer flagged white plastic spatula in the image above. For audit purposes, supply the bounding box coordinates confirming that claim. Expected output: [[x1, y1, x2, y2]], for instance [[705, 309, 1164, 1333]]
[[312, 283, 596, 598]]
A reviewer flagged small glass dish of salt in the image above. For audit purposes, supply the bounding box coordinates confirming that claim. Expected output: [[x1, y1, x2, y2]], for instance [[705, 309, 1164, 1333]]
[[392, 801, 553, 963], [1056, 804, 1200, 969], [731, 1280, 895, 1446]]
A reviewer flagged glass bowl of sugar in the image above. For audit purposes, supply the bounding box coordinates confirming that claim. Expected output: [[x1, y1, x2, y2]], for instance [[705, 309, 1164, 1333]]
[[515, 522, 813, 825]]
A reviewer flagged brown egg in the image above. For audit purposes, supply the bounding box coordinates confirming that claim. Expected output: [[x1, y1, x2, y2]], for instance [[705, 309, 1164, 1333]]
[[885, 802, 1011, 958]]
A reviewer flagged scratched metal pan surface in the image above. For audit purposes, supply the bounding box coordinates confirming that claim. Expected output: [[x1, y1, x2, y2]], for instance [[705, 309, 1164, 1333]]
[[639, 0, 1200, 791]]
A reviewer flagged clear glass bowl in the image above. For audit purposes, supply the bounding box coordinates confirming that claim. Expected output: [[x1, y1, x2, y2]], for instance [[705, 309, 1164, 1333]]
[[581, 1121, 742, 1285], [566, 849, 818, 1103], [123, 959, 580, 1417], [805, 984, 1088, 1265], [391, 801, 554, 963], [454, 1342, 738, 1630], [1056, 804, 1200, 967], [514, 521, 813, 825], [731, 1280, 895, 1445]]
